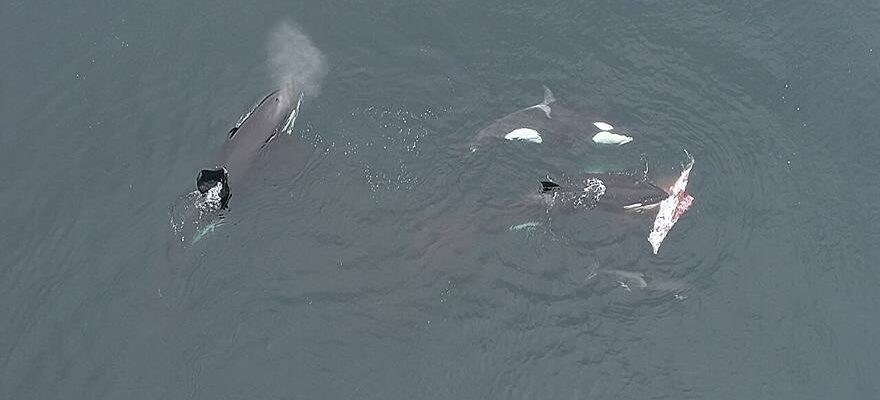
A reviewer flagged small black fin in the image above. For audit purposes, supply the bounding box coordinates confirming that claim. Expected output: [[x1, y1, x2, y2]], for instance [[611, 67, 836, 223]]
[[540, 181, 561, 192], [228, 126, 239, 138]]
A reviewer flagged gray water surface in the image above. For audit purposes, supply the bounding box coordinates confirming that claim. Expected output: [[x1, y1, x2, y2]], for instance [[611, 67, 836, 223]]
[[2, 1, 879, 399]]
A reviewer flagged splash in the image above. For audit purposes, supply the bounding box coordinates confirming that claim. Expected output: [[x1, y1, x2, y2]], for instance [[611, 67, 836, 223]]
[[169, 189, 226, 247], [267, 21, 327, 97]]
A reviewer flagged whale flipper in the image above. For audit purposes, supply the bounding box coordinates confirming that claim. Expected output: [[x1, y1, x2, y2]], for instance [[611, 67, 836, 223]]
[[542, 85, 555, 106], [527, 85, 556, 119]]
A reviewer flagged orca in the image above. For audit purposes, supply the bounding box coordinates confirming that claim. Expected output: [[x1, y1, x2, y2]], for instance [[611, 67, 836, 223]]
[[468, 86, 634, 152]]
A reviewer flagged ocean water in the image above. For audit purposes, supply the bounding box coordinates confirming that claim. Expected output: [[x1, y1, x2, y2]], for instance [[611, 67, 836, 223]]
[[1, 1, 878, 399]]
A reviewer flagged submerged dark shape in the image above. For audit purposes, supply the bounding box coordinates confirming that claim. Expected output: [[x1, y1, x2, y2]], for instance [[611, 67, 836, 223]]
[[209, 87, 303, 204]]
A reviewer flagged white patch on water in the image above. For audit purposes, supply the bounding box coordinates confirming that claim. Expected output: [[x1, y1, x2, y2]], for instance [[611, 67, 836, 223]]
[[584, 177, 606, 198], [202, 182, 224, 211], [592, 131, 633, 145], [509, 221, 542, 231], [593, 121, 614, 131], [504, 128, 543, 143], [569, 177, 606, 209]]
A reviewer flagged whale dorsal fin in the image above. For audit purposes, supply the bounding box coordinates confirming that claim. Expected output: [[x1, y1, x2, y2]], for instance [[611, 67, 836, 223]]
[[526, 85, 555, 119]]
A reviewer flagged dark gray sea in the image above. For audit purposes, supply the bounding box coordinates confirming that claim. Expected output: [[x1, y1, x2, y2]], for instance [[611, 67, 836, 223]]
[[2, 1, 879, 399]]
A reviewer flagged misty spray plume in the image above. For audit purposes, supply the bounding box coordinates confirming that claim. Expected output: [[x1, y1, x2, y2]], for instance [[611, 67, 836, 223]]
[[268, 21, 327, 98]]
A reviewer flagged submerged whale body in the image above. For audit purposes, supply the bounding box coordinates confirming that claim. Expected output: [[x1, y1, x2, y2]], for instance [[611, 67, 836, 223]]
[[169, 87, 303, 248], [198, 87, 303, 208]]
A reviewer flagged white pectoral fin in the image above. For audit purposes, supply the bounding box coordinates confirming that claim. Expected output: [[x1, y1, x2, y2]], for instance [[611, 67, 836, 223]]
[[647, 154, 695, 254], [283, 92, 304, 135]]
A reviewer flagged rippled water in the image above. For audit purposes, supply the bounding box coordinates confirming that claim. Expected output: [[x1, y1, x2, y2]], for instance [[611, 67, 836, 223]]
[[2, 1, 878, 399]]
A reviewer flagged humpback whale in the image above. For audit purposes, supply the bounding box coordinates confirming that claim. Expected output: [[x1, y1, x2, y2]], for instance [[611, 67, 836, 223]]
[[197, 87, 303, 208], [169, 87, 303, 247]]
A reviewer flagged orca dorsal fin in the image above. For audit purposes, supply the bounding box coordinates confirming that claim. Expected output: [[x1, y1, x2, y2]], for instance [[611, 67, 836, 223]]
[[540, 180, 561, 192]]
